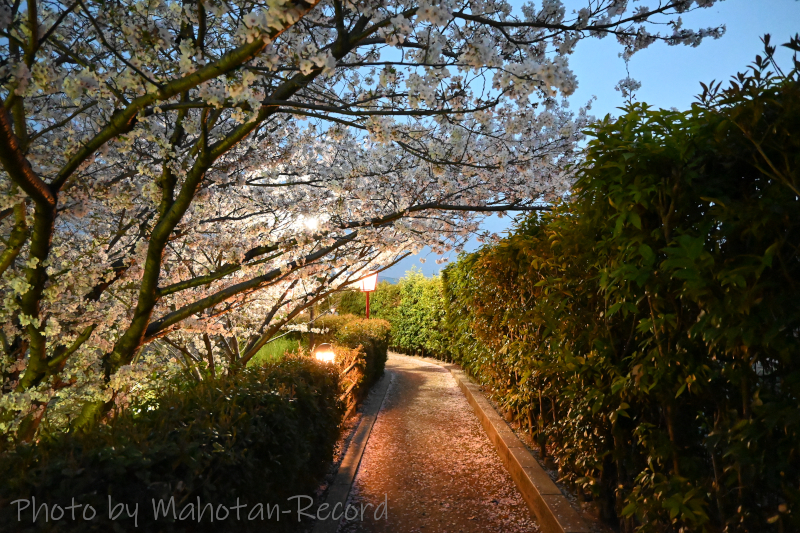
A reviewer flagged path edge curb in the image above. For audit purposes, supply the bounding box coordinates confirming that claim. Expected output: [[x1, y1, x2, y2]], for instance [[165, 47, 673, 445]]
[[311, 370, 393, 533], [442, 363, 590, 533]]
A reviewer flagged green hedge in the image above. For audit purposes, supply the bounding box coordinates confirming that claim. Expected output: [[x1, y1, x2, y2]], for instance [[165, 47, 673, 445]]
[[328, 275, 444, 359], [315, 314, 390, 384], [334, 281, 401, 323], [440, 48, 800, 532], [0, 357, 342, 532], [387, 270, 448, 358]]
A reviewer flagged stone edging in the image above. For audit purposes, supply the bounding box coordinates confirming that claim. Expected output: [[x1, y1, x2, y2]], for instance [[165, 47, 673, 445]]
[[442, 363, 590, 533], [311, 370, 393, 533]]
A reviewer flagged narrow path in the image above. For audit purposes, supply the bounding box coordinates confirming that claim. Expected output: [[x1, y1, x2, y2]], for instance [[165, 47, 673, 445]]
[[339, 353, 539, 533]]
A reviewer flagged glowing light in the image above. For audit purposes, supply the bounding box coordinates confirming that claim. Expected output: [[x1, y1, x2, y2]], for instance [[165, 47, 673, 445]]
[[303, 216, 319, 231], [359, 272, 378, 292], [314, 343, 336, 364]]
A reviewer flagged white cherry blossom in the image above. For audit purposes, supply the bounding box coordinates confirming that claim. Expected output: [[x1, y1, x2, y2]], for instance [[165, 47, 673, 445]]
[[0, 0, 723, 438]]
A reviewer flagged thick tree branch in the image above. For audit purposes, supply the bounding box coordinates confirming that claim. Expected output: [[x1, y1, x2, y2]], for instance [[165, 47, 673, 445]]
[[0, 106, 56, 207], [144, 231, 359, 340]]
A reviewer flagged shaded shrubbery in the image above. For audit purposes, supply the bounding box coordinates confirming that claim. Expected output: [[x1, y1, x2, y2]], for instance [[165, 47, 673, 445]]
[[329, 275, 446, 359], [386, 269, 448, 358], [438, 45, 800, 532], [315, 314, 391, 386], [0, 357, 342, 532], [334, 271, 452, 359]]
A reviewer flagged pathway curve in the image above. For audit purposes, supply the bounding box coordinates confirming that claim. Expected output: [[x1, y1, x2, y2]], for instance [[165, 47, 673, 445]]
[[338, 353, 539, 533]]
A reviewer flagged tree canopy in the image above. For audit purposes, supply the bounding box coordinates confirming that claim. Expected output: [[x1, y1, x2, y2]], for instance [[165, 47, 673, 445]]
[[0, 0, 724, 437]]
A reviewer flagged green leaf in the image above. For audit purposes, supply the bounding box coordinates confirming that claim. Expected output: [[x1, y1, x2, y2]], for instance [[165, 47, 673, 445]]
[[629, 211, 642, 229], [621, 502, 637, 517], [639, 243, 655, 264]]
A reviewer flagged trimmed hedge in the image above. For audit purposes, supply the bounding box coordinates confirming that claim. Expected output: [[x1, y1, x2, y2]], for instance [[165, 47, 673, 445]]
[[439, 49, 800, 532], [387, 270, 447, 358], [0, 357, 342, 532], [326, 344, 371, 415], [333, 281, 401, 322], [315, 314, 390, 385], [339, 270, 446, 358]]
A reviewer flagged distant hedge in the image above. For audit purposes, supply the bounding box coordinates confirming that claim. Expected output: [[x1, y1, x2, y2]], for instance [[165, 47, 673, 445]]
[[386, 269, 447, 358], [439, 50, 800, 532], [329, 272, 445, 359], [315, 314, 390, 386], [0, 357, 342, 532], [333, 281, 401, 323]]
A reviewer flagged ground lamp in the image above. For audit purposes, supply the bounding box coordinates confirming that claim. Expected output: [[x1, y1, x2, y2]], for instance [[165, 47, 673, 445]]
[[313, 343, 336, 364], [359, 272, 378, 318]]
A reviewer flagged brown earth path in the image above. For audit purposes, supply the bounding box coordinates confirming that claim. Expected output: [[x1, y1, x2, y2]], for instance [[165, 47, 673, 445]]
[[337, 353, 539, 533]]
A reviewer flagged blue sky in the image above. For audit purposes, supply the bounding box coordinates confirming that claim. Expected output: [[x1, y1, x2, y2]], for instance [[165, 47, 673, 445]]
[[382, 0, 800, 280]]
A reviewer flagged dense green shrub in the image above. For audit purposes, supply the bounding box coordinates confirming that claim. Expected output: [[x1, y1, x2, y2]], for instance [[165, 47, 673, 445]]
[[315, 314, 390, 384], [440, 254, 493, 369], [333, 281, 401, 322], [336, 290, 366, 316], [388, 269, 447, 358], [332, 317, 390, 382], [440, 43, 800, 533], [0, 357, 342, 532], [369, 282, 402, 324]]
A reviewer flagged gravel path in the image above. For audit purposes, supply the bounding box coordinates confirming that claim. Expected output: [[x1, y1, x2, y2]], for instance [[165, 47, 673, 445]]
[[338, 353, 539, 533]]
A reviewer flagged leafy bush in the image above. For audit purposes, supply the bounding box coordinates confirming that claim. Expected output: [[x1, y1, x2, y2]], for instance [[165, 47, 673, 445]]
[[440, 253, 493, 369], [0, 357, 342, 532], [315, 314, 390, 384], [336, 290, 366, 316], [387, 269, 448, 358], [369, 282, 402, 324], [440, 43, 800, 533], [332, 281, 401, 322]]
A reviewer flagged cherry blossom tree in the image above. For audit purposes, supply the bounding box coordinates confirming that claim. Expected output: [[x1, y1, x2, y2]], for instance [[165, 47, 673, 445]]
[[0, 0, 724, 437]]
